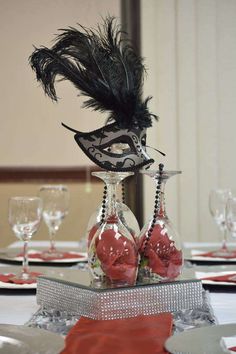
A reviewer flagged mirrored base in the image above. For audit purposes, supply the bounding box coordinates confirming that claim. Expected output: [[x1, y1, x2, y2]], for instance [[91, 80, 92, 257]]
[[36, 269, 203, 320]]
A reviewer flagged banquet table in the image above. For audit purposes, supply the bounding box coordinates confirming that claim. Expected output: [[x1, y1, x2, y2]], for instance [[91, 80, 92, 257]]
[[0, 241, 236, 347]]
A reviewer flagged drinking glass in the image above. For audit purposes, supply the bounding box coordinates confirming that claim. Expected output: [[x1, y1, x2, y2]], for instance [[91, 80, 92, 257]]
[[88, 171, 139, 287], [138, 169, 183, 282], [209, 189, 232, 256], [39, 185, 69, 258], [8, 196, 42, 281], [226, 197, 236, 239]]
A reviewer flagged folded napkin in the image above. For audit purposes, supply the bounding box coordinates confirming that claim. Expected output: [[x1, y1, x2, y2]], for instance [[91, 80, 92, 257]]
[[222, 337, 236, 352], [195, 249, 236, 259], [16, 251, 84, 261], [201, 273, 236, 283], [60, 313, 173, 354], [0, 272, 42, 284]]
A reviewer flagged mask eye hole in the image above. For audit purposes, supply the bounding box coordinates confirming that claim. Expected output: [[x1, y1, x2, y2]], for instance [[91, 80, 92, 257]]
[[103, 143, 131, 155], [98, 135, 136, 157]]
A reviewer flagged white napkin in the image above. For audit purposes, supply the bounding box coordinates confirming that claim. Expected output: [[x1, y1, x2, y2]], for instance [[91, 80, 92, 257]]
[[221, 337, 236, 353]]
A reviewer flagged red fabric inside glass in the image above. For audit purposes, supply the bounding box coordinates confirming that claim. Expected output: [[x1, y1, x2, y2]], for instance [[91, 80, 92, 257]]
[[60, 313, 173, 354]]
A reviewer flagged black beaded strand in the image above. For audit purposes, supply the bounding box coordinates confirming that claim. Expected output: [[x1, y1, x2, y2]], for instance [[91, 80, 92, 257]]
[[121, 181, 125, 204], [100, 185, 107, 224], [142, 163, 164, 254]]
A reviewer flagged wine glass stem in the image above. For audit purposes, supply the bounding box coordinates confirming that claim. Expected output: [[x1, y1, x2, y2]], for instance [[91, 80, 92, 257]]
[[22, 240, 29, 275], [222, 229, 228, 251], [49, 229, 57, 252]]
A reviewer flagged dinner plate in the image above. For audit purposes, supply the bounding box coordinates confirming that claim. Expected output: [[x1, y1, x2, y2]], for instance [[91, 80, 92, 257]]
[[0, 266, 74, 290], [0, 324, 64, 353], [165, 323, 236, 354], [196, 271, 236, 287], [193, 264, 236, 287], [182, 265, 236, 288], [0, 247, 87, 264], [184, 246, 236, 264]]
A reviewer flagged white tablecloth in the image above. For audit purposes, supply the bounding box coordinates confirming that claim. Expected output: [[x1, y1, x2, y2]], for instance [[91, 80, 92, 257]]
[[0, 242, 236, 326]]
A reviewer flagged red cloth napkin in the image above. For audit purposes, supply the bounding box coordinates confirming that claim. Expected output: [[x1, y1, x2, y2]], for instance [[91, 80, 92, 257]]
[[0, 272, 42, 284], [197, 250, 236, 259], [229, 346, 236, 352], [201, 273, 236, 283], [17, 251, 84, 261], [60, 313, 173, 354]]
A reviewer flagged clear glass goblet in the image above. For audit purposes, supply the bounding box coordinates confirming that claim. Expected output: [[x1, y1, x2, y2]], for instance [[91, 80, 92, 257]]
[[226, 197, 236, 239], [39, 185, 69, 258], [8, 196, 42, 281], [138, 169, 183, 282], [209, 188, 232, 256], [88, 171, 139, 287]]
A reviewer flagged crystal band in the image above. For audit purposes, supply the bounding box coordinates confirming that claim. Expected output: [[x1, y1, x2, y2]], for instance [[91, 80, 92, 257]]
[[37, 276, 203, 320]]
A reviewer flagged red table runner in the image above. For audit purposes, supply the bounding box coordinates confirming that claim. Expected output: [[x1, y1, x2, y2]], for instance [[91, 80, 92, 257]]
[[60, 313, 173, 354]]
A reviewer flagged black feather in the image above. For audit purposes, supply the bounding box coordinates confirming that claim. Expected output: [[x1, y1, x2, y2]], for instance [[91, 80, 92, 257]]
[[29, 16, 157, 129]]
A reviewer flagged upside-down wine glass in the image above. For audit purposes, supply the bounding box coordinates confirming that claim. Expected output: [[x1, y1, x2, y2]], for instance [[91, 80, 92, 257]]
[[138, 165, 183, 282], [8, 196, 42, 281], [39, 185, 69, 258], [209, 189, 233, 257], [88, 171, 139, 287]]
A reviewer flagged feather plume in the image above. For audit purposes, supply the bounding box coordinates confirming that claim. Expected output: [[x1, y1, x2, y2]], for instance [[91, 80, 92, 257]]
[[29, 17, 157, 129]]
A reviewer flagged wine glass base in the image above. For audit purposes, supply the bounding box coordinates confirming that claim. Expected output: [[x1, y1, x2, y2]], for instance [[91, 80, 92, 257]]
[[12, 271, 38, 283], [41, 249, 65, 259]]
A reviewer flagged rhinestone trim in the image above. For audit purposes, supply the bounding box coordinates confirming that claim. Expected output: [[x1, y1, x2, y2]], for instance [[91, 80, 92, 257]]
[[37, 278, 203, 320]]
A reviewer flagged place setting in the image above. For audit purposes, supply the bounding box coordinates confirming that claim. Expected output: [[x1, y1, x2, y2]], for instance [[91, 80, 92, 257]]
[[0, 187, 87, 290], [0, 185, 87, 267], [184, 189, 236, 264]]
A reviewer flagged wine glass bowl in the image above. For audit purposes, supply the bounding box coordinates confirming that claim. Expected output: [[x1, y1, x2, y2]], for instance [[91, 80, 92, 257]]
[[209, 188, 232, 256], [39, 185, 69, 258], [226, 197, 236, 239], [8, 196, 42, 281]]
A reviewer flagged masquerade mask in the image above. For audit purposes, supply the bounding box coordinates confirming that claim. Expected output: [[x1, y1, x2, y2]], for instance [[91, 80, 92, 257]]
[[62, 122, 154, 172], [29, 17, 158, 171]]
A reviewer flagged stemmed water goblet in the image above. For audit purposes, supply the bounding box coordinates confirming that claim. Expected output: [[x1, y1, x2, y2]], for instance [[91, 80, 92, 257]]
[[225, 197, 236, 279], [8, 196, 42, 281], [226, 197, 236, 240], [39, 185, 69, 258], [209, 189, 233, 256]]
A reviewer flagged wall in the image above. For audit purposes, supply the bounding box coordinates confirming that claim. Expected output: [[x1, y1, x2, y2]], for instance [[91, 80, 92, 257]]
[[141, 0, 236, 243], [0, 0, 120, 167]]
